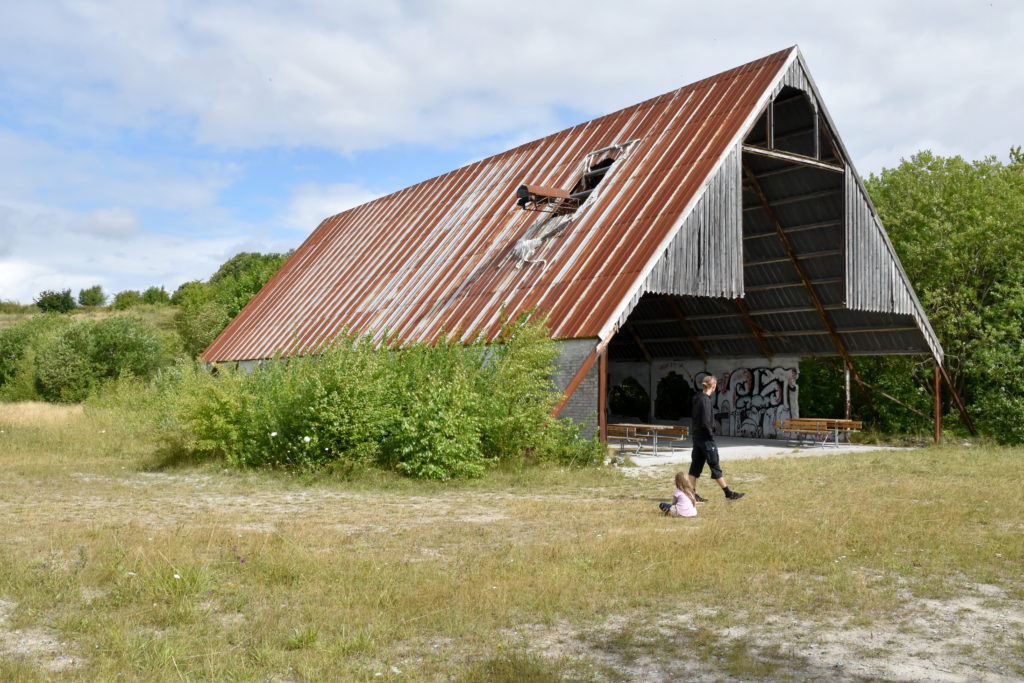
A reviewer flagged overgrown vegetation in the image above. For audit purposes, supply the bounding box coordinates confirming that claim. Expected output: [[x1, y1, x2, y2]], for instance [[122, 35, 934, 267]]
[[155, 314, 602, 479], [0, 314, 175, 402], [172, 251, 289, 357]]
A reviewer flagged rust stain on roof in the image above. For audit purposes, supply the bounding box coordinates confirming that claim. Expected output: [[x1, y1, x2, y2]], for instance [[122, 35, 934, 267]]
[[203, 48, 796, 363]]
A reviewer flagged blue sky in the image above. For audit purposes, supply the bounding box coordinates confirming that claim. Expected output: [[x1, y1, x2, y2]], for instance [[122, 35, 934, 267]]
[[1, 0, 1021, 304]]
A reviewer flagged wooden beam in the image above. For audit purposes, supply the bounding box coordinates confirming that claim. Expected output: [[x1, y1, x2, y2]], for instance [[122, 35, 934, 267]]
[[745, 249, 841, 267], [744, 278, 843, 292], [935, 359, 977, 436], [743, 219, 841, 241], [624, 321, 652, 363], [742, 161, 873, 412], [677, 303, 845, 321], [741, 188, 840, 212], [742, 144, 845, 173], [664, 296, 708, 364], [647, 326, 920, 343], [734, 297, 774, 361]]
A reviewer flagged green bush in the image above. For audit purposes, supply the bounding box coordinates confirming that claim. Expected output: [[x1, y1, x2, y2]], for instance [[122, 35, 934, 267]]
[[0, 314, 73, 400], [77, 285, 107, 307], [172, 252, 288, 359], [141, 286, 171, 305], [35, 321, 98, 401], [34, 289, 76, 313], [162, 316, 603, 479], [25, 315, 171, 402], [113, 290, 143, 310]]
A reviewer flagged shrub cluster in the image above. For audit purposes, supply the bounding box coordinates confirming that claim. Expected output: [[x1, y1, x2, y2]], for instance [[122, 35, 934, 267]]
[[0, 314, 173, 402], [34, 289, 77, 313], [160, 315, 603, 479]]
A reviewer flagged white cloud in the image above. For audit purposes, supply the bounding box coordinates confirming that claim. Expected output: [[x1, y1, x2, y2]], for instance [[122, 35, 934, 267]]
[[0, 197, 282, 304], [1, 1, 1019, 170], [280, 183, 381, 232]]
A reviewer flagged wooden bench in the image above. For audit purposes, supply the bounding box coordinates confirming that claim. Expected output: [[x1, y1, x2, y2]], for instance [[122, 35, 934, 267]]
[[606, 424, 688, 455], [660, 425, 689, 447], [607, 424, 643, 454], [775, 418, 862, 448]]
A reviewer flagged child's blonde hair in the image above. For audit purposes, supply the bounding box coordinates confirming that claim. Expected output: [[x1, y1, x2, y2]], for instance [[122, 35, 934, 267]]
[[674, 471, 693, 493]]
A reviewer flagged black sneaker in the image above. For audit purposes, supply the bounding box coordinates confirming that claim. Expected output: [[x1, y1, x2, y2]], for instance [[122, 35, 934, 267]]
[[694, 493, 708, 503], [725, 491, 745, 500], [658, 502, 671, 515]]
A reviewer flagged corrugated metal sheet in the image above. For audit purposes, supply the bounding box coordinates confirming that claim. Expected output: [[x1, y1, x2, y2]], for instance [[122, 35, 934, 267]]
[[203, 48, 798, 363]]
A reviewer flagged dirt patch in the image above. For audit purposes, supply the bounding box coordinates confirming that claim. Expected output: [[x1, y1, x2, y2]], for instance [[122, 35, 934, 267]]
[[0, 599, 82, 672], [508, 585, 1024, 681]]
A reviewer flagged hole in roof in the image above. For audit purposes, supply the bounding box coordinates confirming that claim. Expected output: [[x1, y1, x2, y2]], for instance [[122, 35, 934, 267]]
[[515, 139, 636, 216]]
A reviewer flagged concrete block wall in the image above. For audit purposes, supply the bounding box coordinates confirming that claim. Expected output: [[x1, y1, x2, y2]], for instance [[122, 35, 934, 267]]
[[552, 339, 600, 438]]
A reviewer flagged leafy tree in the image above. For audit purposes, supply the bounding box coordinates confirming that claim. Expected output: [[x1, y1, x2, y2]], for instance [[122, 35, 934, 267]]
[[856, 148, 1024, 442], [170, 280, 204, 305], [173, 251, 289, 358], [173, 282, 228, 358], [112, 290, 143, 310], [34, 289, 76, 313], [78, 285, 107, 307], [141, 286, 171, 305]]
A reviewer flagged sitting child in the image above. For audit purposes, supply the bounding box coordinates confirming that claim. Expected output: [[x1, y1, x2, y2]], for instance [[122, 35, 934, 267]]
[[658, 471, 698, 517]]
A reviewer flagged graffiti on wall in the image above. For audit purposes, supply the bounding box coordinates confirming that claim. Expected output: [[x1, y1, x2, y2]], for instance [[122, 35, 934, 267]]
[[696, 367, 799, 438]]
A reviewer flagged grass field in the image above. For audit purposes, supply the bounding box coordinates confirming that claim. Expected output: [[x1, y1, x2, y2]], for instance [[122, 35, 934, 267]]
[[1, 402, 1022, 681]]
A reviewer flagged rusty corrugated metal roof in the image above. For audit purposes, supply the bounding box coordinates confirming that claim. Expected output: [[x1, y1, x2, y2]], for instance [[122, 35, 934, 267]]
[[203, 47, 798, 363]]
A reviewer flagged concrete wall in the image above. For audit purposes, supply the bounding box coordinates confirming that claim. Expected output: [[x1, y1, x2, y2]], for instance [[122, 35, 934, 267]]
[[552, 339, 600, 437], [608, 357, 800, 438]]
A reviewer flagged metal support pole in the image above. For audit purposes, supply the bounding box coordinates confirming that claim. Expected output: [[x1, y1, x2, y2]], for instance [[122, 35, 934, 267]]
[[844, 365, 851, 420], [933, 361, 942, 443]]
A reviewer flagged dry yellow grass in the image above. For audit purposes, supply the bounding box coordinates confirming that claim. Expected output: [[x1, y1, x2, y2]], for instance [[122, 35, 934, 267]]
[[0, 402, 1022, 680], [0, 401, 83, 425]]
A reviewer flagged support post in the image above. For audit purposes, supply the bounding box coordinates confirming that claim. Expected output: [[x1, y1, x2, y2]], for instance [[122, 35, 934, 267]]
[[933, 361, 942, 443], [598, 348, 608, 442], [935, 358, 977, 436], [844, 365, 851, 420]]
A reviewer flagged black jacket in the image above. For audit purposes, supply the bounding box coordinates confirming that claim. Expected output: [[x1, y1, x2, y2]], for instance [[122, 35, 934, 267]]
[[691, 390, 715, 440]]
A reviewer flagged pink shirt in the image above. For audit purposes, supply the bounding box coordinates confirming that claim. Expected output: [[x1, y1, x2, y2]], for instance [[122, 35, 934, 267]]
[[670, 488, 697, 517]]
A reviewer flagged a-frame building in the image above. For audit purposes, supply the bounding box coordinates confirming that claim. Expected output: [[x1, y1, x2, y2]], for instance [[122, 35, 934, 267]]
[[202, 46, 964, 440]]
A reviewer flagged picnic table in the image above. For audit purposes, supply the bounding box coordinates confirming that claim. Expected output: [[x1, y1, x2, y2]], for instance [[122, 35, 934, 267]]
[[607, 423, 688, 456], [774, 418, 862, 448]]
